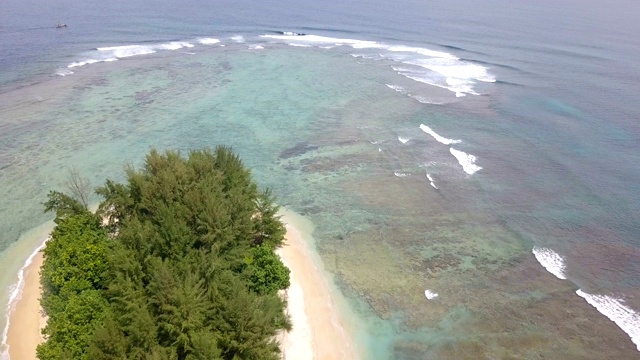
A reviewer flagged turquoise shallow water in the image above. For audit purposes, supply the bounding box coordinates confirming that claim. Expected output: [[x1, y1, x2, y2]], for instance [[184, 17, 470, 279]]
[[2, 0, 640, 358]]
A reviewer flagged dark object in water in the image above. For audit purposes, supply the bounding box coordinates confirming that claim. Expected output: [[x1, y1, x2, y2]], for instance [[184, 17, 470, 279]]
[[279, 142, 319, 159], [56, 22, 67, 28]]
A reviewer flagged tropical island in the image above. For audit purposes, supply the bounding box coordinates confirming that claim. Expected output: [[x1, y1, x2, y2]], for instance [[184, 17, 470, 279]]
[[8, 147, 355, 360]]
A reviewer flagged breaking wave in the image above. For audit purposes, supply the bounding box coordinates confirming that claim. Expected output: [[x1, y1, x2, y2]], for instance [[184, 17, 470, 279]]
[[261, 34, 495, 96], [55, 68, 74, 77], [419, 124, 461, 145], [58, 33, 494, 99], [449, 148, 482, 175], [280, 31, 306, 36], [426, 173, 438, 189], [532, 246, 566, 280], [576, 290, 640, 351], [385, 84, 443, 104], [66, 41, 195, 69], [198, 38, 220, 45]]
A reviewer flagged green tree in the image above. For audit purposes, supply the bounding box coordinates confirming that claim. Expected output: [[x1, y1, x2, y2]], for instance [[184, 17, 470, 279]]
[[244, 245, 290, 295], [251, 189, 285, 247], [37, 290, 108, 360], [41, 213, 109, 298], [44, 190, 89, 222], [40, 147, 291, 360]]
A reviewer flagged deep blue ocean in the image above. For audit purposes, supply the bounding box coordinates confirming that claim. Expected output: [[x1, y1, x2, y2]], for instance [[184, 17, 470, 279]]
[[1, 0, 640, 358]]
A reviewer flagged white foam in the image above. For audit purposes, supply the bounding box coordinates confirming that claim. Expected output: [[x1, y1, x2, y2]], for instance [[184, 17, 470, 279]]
[[386, 84, 405, 93], [394, 172, 410, 177], [386, 84, 442, 104], [424, 290, 438, 300], [386, 45, 457, 60], [410, 95, 443, 105], [352, 53, 381, 60], [399, 71, 477, 96], [231, 35, 245, 43], [68, 59, 103, 68], [532, 246, 566, 280], [1, 237, 49, 360], [249, 44, 264, 50], [261, 34, 378, 49], [198, 38, 220, 45], [260, 34, 495, 97], [97, 45, 157, 58], [262, 34, 455, 61], [67, 41, 198, 69], [55, 68, 74, 76], [419, 124, 461, 145], [426, 173, 438, 189], [449, 148, 482, 175], [390, 57, 492, 96], [576, 290, 640, 351], [157, 41, 195, 50], [398, 136, 409, 144]]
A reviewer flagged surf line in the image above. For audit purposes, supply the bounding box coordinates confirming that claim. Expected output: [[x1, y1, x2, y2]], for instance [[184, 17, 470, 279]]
[[532, 246, 640, 352]]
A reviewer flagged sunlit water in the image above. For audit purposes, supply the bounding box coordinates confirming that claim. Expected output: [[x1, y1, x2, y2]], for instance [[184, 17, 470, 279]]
[[1, 0, 640, 358]]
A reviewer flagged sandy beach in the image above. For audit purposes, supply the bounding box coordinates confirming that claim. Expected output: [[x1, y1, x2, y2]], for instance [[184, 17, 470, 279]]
[[6, 251, 45, 360], [277, 218, 357, 360]]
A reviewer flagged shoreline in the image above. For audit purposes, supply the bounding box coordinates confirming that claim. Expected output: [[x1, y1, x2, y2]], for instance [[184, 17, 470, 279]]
[[3, 212, 358, 360], [277, 212, 358, 359], [5, 250, 45, 360]]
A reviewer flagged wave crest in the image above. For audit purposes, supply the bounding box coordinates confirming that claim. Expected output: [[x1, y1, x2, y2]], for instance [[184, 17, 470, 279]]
[[419, 124, 461, 145], [576, 290, 640, 351], [532, 246, 566, 280], [449, 148, 482, 175], [261, 34, 495, 97]]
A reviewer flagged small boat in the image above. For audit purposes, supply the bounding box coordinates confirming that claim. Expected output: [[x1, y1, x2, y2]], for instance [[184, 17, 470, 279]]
[[56, 22, 67, 28]]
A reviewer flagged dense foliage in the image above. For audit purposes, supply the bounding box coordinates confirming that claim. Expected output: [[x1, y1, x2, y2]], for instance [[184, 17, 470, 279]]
[[38, 147, 291, 360]]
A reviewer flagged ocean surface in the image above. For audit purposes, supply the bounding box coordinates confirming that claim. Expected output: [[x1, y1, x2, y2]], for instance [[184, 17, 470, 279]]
[[1, 0, 640, 358]]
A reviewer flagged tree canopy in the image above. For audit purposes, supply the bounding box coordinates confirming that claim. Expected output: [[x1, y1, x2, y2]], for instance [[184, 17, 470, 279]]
[[39, 147, 290, 360]]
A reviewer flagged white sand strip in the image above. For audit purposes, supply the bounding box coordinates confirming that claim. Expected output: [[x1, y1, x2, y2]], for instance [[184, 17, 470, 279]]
[[277, 218, 357, 359]]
